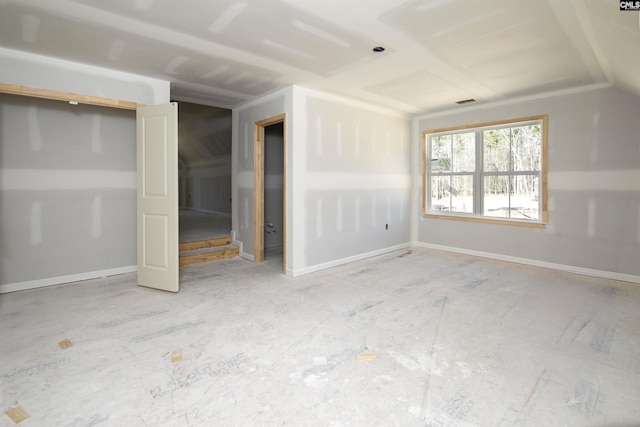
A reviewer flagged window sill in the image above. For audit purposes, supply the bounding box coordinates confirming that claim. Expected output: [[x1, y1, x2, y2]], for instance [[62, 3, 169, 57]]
[[423, 213, 547, 228]]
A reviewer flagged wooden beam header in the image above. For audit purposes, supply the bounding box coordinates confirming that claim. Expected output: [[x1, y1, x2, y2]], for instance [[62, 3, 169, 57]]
[[0, 83, 145, 110]]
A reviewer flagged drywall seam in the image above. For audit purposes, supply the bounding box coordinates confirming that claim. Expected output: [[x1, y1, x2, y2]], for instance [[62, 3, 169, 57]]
[[302, 173, 411, 190], [549, 170, 640, 191], [1, 169, 136, 190], [295, 85, 411, 118], [638, 203, 640, 244], [414, 82, 612, 120], [233, 86, 291, 111], [30, 201, 43, 245], [0, 265, 137, 294], [415, 242, 640, 285], [91, 195, 102, 238], [91, 115, 102, 153], [288, 243, 412, 277], [27, 105, 42, 150]]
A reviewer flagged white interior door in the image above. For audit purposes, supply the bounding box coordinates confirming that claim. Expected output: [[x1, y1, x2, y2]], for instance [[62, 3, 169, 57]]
[[136, 102, 179, 292]]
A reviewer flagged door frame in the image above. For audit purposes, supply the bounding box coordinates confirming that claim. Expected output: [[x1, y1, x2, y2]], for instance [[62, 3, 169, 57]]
[[0, 83, 143, 110], [254, 113, 287, 271]]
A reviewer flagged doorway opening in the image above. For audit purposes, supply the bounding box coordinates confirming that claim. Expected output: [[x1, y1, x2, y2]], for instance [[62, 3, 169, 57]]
[[176, 101, 232, 244], [254, 114, 287, 272]]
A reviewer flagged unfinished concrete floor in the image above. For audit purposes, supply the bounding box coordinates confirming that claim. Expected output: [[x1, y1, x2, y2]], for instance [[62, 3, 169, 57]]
[[1, 248, 639, 426]]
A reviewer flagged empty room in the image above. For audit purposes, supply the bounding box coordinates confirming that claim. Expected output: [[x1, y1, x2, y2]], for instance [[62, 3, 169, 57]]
[[1, 1, 639, 425]]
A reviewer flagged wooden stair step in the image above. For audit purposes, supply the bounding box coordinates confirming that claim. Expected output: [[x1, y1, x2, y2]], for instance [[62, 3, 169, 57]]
[[179, 244, 239, 267], [179, 236, 232, 252]]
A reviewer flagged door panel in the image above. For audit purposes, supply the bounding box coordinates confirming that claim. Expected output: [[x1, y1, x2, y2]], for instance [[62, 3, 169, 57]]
[[137, 103, 179, 292]]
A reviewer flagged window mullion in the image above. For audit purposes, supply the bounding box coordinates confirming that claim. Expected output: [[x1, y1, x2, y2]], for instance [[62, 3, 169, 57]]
[[449, 135, 454, 212], [425, 136, 431, 212], [476, 129, 483, 216], [508, 127, 513, 218]]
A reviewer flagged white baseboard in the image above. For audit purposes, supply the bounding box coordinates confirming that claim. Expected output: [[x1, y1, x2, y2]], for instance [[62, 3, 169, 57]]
[[0, 265, 137, 294], [414, 242, 640, 284], [288, 243, 412, 277], [231, 232, 249, 260], [240, 251, 254, 262]]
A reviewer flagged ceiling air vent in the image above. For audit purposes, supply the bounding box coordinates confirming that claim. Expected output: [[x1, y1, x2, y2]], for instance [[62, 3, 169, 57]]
[[456, 98, 476, 105]]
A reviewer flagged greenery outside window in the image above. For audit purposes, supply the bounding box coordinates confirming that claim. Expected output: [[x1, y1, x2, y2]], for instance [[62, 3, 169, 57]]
[[423, 115, 547, 227]]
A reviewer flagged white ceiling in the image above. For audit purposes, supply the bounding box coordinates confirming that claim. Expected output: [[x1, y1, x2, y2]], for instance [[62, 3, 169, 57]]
[[0, 0, 639, 114]]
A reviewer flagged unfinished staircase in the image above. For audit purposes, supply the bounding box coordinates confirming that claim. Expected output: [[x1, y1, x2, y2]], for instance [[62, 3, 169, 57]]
[[179, 235, 239, 267]]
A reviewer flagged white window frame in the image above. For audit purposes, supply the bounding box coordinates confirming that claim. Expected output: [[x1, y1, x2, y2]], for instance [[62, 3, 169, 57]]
[[422, 115, 548, 228]]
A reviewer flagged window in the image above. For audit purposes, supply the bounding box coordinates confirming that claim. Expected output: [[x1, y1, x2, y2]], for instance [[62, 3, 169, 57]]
[[423, 115, 547, 226]]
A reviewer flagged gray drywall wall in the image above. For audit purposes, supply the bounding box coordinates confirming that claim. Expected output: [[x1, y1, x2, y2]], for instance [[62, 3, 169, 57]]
[[232, 86, 411, 273], [264, 122, 284, 249], [232, 87, 292, 259], [295, 89, 412, 270], [416, 86, 640, 278], [185, 157, 232, 215], [0, 94, 136, 285]]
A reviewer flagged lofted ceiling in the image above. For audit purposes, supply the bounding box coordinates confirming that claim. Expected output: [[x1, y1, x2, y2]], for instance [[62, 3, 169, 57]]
[[0, 0, 639, 115], [177, 101, 231, 163]]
